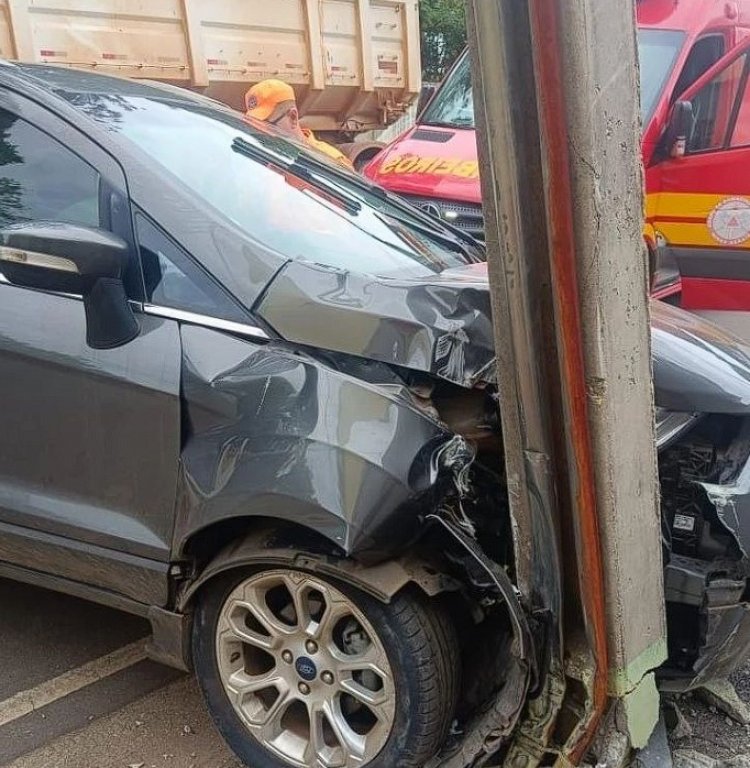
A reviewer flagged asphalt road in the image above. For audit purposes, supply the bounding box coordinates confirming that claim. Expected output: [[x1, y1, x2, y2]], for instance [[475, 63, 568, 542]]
[[0, 579, 240, 768], [3, 577, 750, 767]]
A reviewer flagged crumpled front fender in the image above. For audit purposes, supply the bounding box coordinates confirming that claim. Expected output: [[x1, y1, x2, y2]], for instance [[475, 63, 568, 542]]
[[172, 325, 464, 562]]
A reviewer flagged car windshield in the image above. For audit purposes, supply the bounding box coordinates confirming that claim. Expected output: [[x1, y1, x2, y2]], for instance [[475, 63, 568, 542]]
[[50, 82, 477, 279], [421, 51, 475, 129], [638, 29, 686, 123]]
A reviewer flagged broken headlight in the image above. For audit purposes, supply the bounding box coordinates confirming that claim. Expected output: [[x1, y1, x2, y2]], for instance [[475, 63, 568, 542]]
[[656, 408, 702, 451]]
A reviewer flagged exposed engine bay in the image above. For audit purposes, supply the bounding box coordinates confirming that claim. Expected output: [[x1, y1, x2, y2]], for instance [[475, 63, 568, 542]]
[[658, 415, 750, 689], [307, 329, 750, 749], [417, 378, 750, 759]]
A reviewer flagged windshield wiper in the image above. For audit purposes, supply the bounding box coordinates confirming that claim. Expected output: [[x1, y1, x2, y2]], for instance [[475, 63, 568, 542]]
[[374, 209, 481, 262], [234, 135, 481, 261], [233, 136, 452, 267], [231, 137, 362, 216], [420, 119, 474, 129], [290, 151, 482, 255]]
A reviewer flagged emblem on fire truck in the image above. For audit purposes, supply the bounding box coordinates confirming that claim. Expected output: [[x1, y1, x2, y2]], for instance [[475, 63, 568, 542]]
[[708, 197, 750, 245]]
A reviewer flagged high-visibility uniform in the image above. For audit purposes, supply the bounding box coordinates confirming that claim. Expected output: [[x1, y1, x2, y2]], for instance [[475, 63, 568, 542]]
[[301, 128, 354, 170]]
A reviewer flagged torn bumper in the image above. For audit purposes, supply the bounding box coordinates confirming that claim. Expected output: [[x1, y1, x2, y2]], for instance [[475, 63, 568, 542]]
[[661, 426, 750, 690], [425, 516, 534, 768], [701, 450, 750, 561], [663, 555, 750, 689]]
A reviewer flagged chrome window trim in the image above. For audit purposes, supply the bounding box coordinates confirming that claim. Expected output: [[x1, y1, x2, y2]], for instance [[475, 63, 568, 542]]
[[143, 303, 268, 340], [0, 279, 268, 341]]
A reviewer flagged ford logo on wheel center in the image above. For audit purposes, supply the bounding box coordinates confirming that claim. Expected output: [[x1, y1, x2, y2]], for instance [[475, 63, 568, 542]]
[[295, 656, 317, 681]]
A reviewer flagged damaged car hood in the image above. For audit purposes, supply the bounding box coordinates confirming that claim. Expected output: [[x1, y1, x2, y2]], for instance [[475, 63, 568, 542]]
[[258, 260, 750, 408], [257, 260, 494, 388], [651, 301, 750, 414]]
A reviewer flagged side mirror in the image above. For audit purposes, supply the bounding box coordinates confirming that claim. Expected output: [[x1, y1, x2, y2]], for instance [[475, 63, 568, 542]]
[[663, 100, 694, 158], [0, 222, 140, 350], [416, 83, 437, 117]]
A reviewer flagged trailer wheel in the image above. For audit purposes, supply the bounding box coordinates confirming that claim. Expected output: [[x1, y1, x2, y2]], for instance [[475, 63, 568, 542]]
[[339, 142, 385, 172], [193, 567, 459, 768]]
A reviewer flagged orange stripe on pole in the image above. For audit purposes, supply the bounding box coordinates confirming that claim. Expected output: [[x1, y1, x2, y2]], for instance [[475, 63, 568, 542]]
[[528, 0, 610, 762]]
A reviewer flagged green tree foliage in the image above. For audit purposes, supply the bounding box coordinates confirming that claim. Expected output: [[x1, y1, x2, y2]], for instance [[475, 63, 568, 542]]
[[419, 0, 467, 83]]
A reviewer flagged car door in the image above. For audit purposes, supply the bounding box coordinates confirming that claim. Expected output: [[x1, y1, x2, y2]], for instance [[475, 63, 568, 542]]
[[648, 38, 750, 310], [0, 90, 182, 607]]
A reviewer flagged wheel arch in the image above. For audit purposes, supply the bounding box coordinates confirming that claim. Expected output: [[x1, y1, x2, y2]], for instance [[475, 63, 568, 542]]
[[176, 522, 457, 614], [177, 508, 349, 564], [147, 521, 458, 672]]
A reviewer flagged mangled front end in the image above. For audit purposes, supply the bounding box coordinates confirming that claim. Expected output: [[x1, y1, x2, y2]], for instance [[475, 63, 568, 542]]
[[653, 303, 750, 689], [174, 261, 536, 765]]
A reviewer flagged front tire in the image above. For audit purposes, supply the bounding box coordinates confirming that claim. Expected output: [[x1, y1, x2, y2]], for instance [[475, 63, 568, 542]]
[[193, 568, 459, 768]]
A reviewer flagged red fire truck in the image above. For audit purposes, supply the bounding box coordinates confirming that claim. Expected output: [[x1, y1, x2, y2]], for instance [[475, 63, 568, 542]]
[[366, 0, 750, 310]]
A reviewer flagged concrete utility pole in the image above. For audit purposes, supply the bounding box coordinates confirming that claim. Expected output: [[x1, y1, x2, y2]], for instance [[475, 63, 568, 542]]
[[465, 0, 667, 762]]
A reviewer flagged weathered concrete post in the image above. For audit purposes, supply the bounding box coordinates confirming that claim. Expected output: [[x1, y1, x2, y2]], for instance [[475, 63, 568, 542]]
[[548, 0, 668, 749], [465, 0, 667, 760]]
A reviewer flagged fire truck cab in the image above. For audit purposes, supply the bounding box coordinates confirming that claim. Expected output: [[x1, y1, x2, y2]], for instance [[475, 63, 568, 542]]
[[365, 0, 750, 311]]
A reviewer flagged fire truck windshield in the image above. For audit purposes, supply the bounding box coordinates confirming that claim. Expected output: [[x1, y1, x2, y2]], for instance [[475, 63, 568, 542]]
[[421, 51, 475, 129], [638, 29, 686, 122]]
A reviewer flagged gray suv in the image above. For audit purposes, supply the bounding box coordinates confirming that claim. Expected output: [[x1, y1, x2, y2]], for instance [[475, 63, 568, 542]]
[[3, 63, 750, 768]]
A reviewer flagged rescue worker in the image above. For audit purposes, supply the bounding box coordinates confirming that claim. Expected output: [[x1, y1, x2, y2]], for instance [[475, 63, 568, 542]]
[[245, 79, 354, 170]]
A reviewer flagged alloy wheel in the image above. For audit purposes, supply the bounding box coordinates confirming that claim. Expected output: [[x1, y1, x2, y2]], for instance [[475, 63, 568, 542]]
[[215, 570, 396, 767]]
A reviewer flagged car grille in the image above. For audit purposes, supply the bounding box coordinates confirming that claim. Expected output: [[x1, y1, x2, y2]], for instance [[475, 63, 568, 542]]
[[400, 195, 485, 241]]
